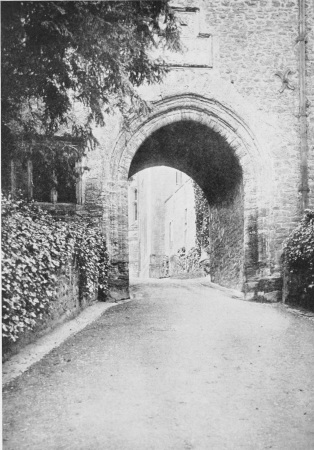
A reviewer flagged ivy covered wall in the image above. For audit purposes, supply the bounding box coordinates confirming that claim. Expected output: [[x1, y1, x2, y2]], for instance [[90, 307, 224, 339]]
[[2, 194, 109, 358], [194, 181, 244, 290], [208, 183, 244, 290]]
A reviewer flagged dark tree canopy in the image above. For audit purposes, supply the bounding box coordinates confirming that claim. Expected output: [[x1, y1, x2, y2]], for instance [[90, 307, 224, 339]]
[[1, 1, 180, 162]]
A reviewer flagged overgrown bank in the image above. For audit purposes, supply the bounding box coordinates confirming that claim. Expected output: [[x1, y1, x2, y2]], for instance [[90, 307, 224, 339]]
[[283, 209, 314, 311], [2, 194, 109, 355]]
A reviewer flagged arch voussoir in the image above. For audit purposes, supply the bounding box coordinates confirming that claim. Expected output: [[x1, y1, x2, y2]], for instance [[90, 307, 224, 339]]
[[104, 94, 277, 302]]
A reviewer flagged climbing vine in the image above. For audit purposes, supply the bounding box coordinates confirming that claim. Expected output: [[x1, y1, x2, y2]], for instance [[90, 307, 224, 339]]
[[73, 220, 109, 300], [2, 193, 109, 342], [175, 247, 201, 273], [283, 209, 314, 310], [193, 182, 210, 251]]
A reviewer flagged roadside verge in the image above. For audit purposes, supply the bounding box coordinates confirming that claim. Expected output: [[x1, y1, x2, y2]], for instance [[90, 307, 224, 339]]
[[2, 300, 131, 386]]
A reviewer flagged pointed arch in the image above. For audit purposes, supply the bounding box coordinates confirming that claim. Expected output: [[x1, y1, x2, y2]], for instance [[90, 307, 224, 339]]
[[106, 94, 274, 299]]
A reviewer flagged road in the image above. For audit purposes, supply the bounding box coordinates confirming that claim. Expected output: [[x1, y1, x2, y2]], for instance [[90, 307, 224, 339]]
[[3, 279, 314, 449]]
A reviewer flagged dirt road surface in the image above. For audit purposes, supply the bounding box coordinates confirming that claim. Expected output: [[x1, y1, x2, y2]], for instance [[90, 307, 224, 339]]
[[3, 279, 314, 449]]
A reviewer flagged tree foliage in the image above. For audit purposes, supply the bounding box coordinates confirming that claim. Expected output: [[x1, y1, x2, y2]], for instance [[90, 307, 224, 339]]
[[2, 1, 180, 190], [2, 1, 179, 146], [173, 247, 202, 276]]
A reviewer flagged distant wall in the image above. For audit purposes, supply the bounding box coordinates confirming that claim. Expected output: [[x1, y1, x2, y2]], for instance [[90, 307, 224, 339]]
[[129, 222, 140, 278], [165, 177, 196, 256], [128, 168, 197, 279]]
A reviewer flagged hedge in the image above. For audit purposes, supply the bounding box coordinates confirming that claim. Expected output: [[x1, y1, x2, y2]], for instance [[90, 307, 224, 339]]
[[283, 209, 314, 310], [2, 193, 109, 342]]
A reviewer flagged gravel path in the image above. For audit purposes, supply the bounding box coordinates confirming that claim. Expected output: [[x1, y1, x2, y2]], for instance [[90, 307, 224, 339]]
[[3, 279, 314, 449]]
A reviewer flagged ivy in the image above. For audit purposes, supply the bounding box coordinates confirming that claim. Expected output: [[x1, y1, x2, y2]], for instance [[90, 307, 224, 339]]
[[2, 193, 109, 342], [283, 209, 314, 309], [175, 247, 201, 274], [193, 182, 210, 251], [73, 220, 109, 300], [2, 1, 180, 173]]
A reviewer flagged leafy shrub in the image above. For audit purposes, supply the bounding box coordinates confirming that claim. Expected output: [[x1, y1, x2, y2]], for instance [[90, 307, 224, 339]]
[[193, 182, 210, 251], [283, 209, 314, 309], [170, 247, 201, 277], [177, 247, 201, 272], [73, 220, 109, 300], [2, 193, 109, 342]]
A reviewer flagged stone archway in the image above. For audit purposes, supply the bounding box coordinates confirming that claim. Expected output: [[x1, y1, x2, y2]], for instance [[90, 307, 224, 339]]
[[106, 94, 274, 300]]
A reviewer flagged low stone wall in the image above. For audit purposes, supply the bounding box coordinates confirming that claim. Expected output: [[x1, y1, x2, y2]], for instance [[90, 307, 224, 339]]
[[244, 276, 283, 303], [3, 261, 98, 361], [149, 255, 169, 278]]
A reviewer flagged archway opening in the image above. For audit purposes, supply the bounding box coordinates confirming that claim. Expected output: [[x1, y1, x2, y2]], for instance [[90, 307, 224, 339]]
[[129, 121, 242, 206], [127, 120, 245, 290], [128, 166, 200, 279]]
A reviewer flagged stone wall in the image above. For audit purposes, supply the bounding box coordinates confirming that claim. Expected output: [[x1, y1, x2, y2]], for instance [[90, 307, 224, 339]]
[[202, 0, 308, 257], [306, 0, 314, 209], [128, 177, 140, 277], [137, 170, 151, 278], [164, 175, 197, 256], [22, 0, 311, 301], [128, 222, 139, 278]]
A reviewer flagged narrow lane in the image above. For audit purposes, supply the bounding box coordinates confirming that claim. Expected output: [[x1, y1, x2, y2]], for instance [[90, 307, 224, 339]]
[[3, 279, 314, 449]]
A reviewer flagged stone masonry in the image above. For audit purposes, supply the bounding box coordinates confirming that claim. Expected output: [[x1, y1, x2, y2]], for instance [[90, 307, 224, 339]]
[[63, 0, 313, 301]]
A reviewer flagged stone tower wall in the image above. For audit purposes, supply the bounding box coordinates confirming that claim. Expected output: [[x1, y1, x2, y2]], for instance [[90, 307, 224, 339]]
[[77, 0, 313, 300]]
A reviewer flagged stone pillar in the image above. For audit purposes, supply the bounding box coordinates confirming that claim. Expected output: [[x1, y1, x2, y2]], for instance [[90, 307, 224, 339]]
[[105, 179, 130, 301]]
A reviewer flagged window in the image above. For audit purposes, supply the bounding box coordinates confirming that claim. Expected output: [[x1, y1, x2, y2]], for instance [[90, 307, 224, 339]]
[[32, 155, 77, 203], [133, 189, 138, 221], [32, 137, 83, 204], [8, 160, 32, 200], [175, 171, 182, 185], [8, 138, 84, 204]]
